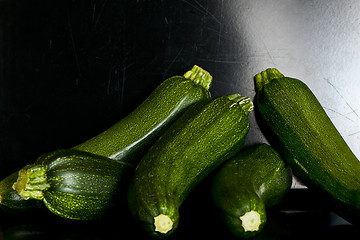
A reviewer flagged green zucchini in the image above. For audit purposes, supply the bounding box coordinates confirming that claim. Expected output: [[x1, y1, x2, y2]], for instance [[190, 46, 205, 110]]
[[211, 144, 292, 238], [128, 93, 253, 237], [255, 68, 360, 224], [0, 172, 38, 211], [73, 65, 212, 163], [0, 65, 212, 211], [12, 149, 131, 220]]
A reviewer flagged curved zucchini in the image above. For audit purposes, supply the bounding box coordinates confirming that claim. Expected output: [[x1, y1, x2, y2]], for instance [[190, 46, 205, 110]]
[[128, 93, 253, 237], [255, 68, 360, 224], [0, 65, 212, 211], [12, 149, 131, 220], [73, 65, 212, 163], [211, 144, 292, 238]]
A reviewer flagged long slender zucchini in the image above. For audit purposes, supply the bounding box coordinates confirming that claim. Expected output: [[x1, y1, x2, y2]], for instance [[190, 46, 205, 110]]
[[211, 144, 292, 238], [255, 68, 360, 224], [12, 149, 131, 220], [73, 65, 212, 163], [0, 65, 212, 211], [128, 93, 253, 237]]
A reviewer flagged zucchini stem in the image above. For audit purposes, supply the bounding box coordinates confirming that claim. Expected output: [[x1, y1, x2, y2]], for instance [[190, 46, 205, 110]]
[[183, 65, 212, 91], [12, 164, 49, 200], [239, 210, 261, 232], [254, 68, 284, 91], [227, 93, 254, 116], [153, 214, 173, 234]]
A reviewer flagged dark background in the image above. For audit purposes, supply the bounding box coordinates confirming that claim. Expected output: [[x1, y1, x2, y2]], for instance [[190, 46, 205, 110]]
[[1, 0, 263, 177], [1, 0, 360, 239]]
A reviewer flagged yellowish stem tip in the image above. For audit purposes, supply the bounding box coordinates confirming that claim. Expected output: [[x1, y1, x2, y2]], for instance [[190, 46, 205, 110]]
[[239, 210, 261, 232], [154, 214, 173, 234]]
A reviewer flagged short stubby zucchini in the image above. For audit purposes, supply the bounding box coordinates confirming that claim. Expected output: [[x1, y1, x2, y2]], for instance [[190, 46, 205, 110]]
[[128, 93, 254, 237], [12, 149, 131, 220], [211, 144, 292, 238], [255, 68, 360, 224], [73, 65, 212, 164]]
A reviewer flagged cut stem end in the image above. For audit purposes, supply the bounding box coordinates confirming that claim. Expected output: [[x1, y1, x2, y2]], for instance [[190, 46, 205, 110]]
[[12, 164, 49, 200], [154, 214, 173, 234], [254, 68, 284, 92], [183, 65, 213, 91], [239, 210, 261, 232]]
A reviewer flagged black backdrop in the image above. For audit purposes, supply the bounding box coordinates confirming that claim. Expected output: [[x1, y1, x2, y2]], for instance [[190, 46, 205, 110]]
[[1, 1, 262, 177], [2, 0, 359, 179]]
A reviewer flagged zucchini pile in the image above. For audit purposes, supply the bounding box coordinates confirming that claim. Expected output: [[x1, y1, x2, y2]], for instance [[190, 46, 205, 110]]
[[0, 65, 359, 238], [128, 92, 253, 237]]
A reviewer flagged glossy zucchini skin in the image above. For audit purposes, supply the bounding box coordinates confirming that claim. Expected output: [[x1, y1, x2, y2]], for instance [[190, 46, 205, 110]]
[[73, 65, 212, 164], [211, 144, 292, 238], [128, 94, 253, 237], [255, 68, 360, 224], [12, 149, 131, 220], [0, 65, 212, 211]]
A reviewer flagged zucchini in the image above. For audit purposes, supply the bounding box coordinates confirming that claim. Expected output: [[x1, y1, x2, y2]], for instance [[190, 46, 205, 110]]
[[0, 172, 37, 211], [0, 65, 212, 211], [12, 149, 131, 220], [73, 65, 212, 163], [128, 93, 253, 237], [255, 68, 360, 224], [211, 144, 292, 238]]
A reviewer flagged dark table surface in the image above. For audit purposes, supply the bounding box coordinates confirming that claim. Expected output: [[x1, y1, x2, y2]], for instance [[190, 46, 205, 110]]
[[1, 0, 360, 239]]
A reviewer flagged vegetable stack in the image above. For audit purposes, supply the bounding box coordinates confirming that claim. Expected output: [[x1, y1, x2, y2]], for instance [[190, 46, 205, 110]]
[[128, 93, 254, 237], [0, 65, 213, 217], [0, 65, 358, 238]]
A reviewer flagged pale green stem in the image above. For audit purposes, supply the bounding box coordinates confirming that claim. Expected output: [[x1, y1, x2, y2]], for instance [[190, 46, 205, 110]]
[[183, 65, 213, 91], [12, 164, 50, 200], [254, 68, 284, 92]]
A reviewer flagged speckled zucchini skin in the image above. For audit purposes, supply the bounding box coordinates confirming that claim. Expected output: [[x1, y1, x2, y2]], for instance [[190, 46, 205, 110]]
[[0, 66, 212, 212], [128, 94, 253, 237], [255, 68, 360, 224], [211, 144, 292, 238], [13, 149, 131, 220], [73, 65, 212, 164]]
